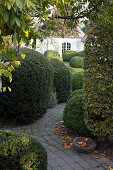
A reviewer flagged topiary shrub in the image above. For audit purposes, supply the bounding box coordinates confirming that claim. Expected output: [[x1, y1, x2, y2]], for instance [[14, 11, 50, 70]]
[[0, 48, 53, 123], [67, 89, 83, 101], [44, 50, 62, 61], [74, 51, 85, 58], [71, 71, 84, 91], [84, 22, 113, 140], [51, 58, 71, 102], [66, 66, 84, 76], [0, 130, 47, 169], [69, 56, 84, 68], [62, 50, 77, 62], [63, 89, 90, 135]]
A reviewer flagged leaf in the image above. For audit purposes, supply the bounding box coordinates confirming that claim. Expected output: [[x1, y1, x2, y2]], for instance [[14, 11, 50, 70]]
[[3, 87, 6, 92], [8, 87, 11, 92], [15, 17, 21, 26], [3, 11, 9, 22], [6, 2, 11, 10], [96, 156, 102, 159], [104, 162, 110, 167]]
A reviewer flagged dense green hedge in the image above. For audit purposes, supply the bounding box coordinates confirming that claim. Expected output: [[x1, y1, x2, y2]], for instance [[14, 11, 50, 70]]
[[69, 56, 84, 68], [0, 48, 53, 123], [74, 51, 85, 57], [63, 89, 90, 135], [44, 50, 62, 61], [62, 50, 84, 62], [84, 22, 113, 140], [51, 58, 71, 102], [0, 130, 47, 169], [71, 71, 84, 91], [62, 50, 77, 62], [66, 66, 84, 76]]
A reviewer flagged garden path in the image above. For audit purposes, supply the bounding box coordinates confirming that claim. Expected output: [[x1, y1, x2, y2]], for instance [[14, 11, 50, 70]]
[[0, 103, 113, 170]]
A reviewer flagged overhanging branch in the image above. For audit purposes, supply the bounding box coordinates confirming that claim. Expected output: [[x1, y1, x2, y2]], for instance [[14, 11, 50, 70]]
[[54, 0, 104, 20]]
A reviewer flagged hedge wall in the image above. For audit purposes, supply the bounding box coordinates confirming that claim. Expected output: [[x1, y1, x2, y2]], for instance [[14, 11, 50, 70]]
[[0, 130, 47, 169], [84, 22, 113, 140], [51, 58, 71, 102], [0, 48, 53, 123]]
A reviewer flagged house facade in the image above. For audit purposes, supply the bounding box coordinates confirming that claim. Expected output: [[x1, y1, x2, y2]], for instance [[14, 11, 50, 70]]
[[35, 36, 84, 57]]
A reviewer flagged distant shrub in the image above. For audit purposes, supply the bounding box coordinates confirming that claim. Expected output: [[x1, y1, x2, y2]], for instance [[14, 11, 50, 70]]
[[74, 51, 85, 57], [44, 50, 62, 61], [51, 58, 71, 102], [66, 66, 84, 76], [63, 50, 84, 62], [0, 130, 47, 170], [69, 56, 84, 68], [71, 71, 84, 91], [62, 50, 77, 62], [0, 48, 53, 123], [63, 90, 90, 135]]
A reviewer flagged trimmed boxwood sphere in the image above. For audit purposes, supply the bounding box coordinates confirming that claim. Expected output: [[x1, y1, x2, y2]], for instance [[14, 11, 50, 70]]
[[62, 50, 77, 62], [69, 56, 84, 68], [44, 50, 62, 61], [0, 130, 47, 169], [71, 71, 84, 91], [51, 58, 71, 102], [0, 48, 53, 123], [63, 89, 90, 135]]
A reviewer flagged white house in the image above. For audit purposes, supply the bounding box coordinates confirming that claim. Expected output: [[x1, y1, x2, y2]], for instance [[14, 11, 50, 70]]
[[35, 36, 84, 57]]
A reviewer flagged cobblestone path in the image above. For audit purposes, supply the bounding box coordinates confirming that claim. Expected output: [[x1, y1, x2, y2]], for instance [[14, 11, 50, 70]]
[[0, 103, 113, 170]]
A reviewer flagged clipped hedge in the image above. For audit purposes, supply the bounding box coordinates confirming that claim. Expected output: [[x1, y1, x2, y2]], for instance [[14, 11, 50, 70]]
[[51, 58, 71, 102], [66, 66, 84, 76], [71, 71, 84, 91], [63, 89, 90, 135], [44, 50, 62, 61], [0, 48, 53, 123], [62, 50, 84, 62], [69, 56, 84, 68], [84, 22, 113, 140], [0, 130, 47, 169], [67, 89, 83, 101], [62, 50, 77, 62], [74, 51, 85, 57]]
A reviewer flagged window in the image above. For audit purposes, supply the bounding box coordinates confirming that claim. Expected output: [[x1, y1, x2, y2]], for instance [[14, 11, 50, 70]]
[[62, 42, 71, 54]]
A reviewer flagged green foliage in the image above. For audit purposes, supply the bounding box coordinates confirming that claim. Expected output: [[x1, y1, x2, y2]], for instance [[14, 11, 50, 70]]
[[69, 56, 84, 68], [71, 71, 84, 91], [51, 58, 71, 102], [0, 48, 53, 123], [84, 22, 113, 140], [73, 51, 85, 57], [48, 88, 58, 108], [66, 66, 84, 76], [62, 50, 77, 62], [63, 89, 90, 135], [0, 130, 47, 170], [44, 50, 62, 61], [67, 89, 83, 101]]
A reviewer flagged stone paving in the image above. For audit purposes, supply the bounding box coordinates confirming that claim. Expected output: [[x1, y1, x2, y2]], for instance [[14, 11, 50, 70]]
[[0, 103, 113, 170]]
